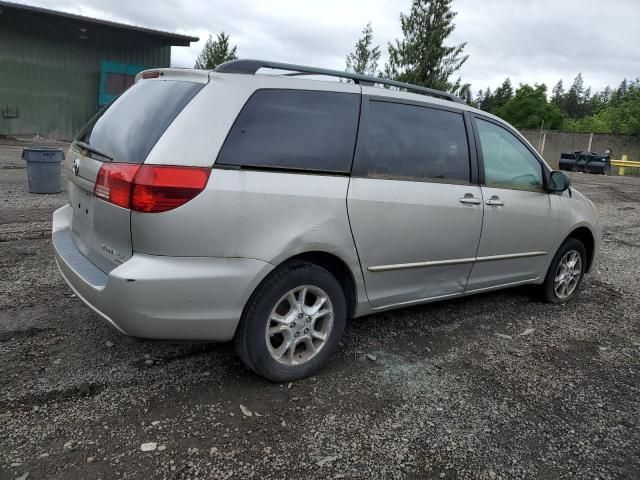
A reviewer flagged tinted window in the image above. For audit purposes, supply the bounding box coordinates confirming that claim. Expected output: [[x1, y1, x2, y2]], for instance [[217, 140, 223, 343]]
[[361, 101, 470, 183], [476, 118, 543, 191], [76, 80, 204, 163], [217, 89, 360, 173]]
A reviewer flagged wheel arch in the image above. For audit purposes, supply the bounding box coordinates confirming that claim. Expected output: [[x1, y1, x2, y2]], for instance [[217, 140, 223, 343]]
[[566, 226, 596, 272], [242, 250, 360, 321], [276, 251, 359, 318]]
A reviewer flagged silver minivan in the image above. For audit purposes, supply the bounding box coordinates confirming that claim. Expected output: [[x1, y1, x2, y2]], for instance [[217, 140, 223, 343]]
[[53, 60, 602, 381]]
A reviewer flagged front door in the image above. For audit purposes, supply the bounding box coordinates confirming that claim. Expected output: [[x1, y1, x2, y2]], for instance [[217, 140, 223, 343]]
[[466, 116, 559, 291], [347, 97, 483, 308]]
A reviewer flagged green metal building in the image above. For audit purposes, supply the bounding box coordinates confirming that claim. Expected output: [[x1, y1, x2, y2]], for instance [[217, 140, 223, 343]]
[[0, 1, 198, 140]]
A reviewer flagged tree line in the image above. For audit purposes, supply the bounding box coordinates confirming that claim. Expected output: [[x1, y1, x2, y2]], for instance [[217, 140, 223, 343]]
[[473, 75, 640, 135], [194, 0, 639, 136]]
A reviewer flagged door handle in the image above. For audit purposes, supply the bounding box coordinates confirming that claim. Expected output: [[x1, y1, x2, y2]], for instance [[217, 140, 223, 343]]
[[486, 196, 504, 206], [459, 196, 481, 205]]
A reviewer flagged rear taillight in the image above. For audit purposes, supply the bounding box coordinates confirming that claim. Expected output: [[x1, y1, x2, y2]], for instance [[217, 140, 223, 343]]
[[94, 164, 139, 209], [132, 165, 210, 213], [94, 164, 210, 213]]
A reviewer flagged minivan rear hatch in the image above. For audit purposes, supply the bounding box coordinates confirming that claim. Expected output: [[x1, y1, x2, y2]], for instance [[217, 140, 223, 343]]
[[66, 74, 205, 272]]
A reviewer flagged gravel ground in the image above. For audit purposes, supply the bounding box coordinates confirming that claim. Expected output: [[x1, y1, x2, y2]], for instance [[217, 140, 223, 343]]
[[1, 140, 639, 480]]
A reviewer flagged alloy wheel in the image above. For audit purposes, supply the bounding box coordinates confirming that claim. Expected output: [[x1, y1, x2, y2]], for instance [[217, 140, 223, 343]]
[[265, 285, 334, 366], [554, 250, 582, 299]]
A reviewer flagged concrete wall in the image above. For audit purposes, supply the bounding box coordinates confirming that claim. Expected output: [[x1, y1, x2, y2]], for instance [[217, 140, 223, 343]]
[[519, 129, 640, 168]]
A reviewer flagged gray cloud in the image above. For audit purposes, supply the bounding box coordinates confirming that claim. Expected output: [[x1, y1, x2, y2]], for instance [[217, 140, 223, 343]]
[[451, 0, 640, 92], [23, 0, 640, 93]]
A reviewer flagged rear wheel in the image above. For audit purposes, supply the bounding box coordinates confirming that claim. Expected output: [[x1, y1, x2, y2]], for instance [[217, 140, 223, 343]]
[[541, 238, 587, 303], [235, 262, 346, 382]]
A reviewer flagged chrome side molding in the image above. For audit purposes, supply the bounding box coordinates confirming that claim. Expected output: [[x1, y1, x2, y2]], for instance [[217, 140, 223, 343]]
[[368, 257, 477, 272], [475, 251, 547, 262], [368, 251, 547, 272]]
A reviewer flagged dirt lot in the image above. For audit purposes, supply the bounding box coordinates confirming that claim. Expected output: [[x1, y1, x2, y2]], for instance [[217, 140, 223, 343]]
[[1, 140, 639, 480]]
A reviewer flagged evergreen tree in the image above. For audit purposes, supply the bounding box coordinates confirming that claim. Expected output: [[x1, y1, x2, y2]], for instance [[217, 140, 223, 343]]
[[564, 73, 585, 118], [492, 78, 513, 110], [458, 83, 472, 104], [589, 90, 606, 114], [619, 78, 629, 95], [345, 23, 381, 76], [582, 86, 593, 117], [596, 80, 640, 134], [480, 87, 494, 112], [384, 0, 468, 93], [473, 89, 485, 109], [610, 79, 628, 104], [550, 80, 565, 113], [194, 33, 238, 70]]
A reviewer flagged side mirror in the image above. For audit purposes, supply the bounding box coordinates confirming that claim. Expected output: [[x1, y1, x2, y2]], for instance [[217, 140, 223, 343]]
[[548, 170, 571, 193]]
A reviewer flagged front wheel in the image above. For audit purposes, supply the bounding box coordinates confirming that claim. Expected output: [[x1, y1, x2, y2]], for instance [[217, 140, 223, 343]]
[[540, 238, 587, 303], [235, 262, 347, 382]]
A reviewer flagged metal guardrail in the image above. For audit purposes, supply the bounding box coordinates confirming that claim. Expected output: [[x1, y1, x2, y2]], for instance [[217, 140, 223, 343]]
[[611, 155, 640, 175]]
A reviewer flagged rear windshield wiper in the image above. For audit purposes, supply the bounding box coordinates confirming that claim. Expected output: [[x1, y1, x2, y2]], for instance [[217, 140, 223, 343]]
[[74, 141, 114, 162]]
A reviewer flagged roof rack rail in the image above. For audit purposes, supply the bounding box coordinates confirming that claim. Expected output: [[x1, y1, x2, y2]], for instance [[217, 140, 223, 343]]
[[214, 59, 466, 104]]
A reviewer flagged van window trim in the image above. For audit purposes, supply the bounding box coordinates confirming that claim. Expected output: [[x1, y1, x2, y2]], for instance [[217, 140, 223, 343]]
[[212, 163, 351, 177], [351, 95, 479, 186], [215, 87, 362, 175], [470, 113, 551, 190]]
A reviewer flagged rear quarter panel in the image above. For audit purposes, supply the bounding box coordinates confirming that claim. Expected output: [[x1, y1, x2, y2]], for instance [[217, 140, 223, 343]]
[[131, 169, 367, 302]]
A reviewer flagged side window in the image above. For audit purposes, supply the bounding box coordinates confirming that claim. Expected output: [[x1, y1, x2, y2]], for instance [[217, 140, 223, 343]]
[[217, 89, 360, 173], [476, 118, 544, 191], [360, 100, 470, 183]]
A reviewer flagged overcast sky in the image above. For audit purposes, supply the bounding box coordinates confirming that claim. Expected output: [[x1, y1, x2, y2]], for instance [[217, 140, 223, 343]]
[[25, 0, 640, 94]]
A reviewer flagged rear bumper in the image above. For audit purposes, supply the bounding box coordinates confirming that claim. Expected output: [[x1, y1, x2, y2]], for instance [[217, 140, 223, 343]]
[[52, 205, 274, 341]]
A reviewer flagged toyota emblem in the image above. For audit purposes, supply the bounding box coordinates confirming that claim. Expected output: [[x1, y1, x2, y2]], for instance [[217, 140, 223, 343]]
[[72, 158, 80, 176]]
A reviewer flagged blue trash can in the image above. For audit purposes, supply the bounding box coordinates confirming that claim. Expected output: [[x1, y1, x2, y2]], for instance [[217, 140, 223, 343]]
[[22, 148, 65, 194]]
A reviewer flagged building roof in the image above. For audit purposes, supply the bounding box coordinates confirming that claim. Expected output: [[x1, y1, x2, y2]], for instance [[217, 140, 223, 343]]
[[0, 1, 199, 46]]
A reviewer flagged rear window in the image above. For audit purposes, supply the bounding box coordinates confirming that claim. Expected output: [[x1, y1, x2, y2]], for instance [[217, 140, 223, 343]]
[[217, 89, 360, 173], [75, 80, 204, 163], [360, 100, 470, 183]]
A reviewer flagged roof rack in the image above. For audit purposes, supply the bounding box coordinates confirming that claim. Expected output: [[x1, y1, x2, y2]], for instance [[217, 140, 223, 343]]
[[214, 59, 466, 104]]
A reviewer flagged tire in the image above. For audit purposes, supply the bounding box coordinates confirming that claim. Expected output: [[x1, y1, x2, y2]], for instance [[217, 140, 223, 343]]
[[540, 237, 587, 303], [235, 261, 347, 382]]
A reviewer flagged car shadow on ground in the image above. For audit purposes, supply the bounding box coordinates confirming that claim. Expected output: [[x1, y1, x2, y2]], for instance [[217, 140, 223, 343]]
[[111, 283, 541, 385]]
